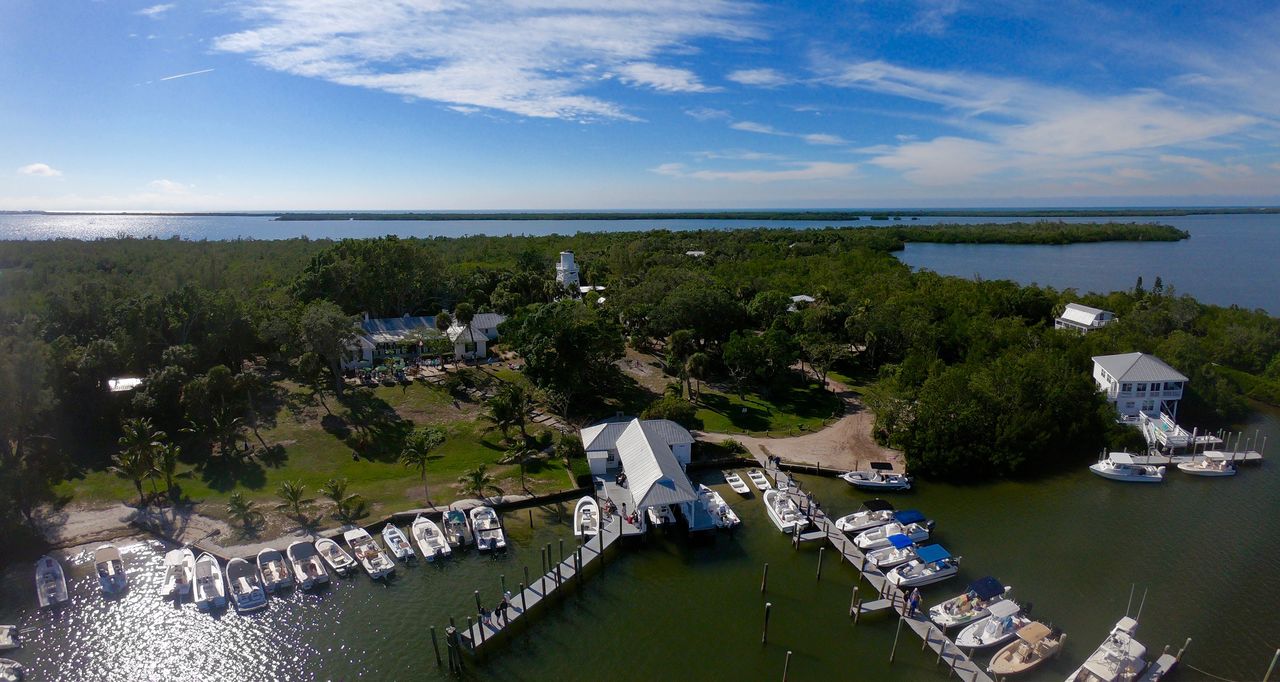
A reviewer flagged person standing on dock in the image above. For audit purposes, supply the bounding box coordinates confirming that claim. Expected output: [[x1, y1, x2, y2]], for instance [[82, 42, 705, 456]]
[[498, 596, 510, 625], [908, 589, 922, 618]]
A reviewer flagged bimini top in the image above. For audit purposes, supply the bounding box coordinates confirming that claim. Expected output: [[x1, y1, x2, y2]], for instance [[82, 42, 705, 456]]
[[1015, 622, 1052, 645], [987, 600, 1021, 619], [887, 534, 915, 549], [1109, 452, 1136, 465], [893, 509, 926, 525], [968, 576, 1005, 600], [916, 544, 951, 564], [862, 499, 894, 512]]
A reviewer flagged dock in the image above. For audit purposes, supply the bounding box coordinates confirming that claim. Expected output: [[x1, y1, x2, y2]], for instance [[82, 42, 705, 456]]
[[755, 459, 995, 682]]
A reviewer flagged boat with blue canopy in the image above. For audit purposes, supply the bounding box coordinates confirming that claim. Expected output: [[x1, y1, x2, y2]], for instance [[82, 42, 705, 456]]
[[886, 544, 960, 587], [854, 512, 932, 550], [866, 533, 918, 568], [930, 576, 1014, 629]]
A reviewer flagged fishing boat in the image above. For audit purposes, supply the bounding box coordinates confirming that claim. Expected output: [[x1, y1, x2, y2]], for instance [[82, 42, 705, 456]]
[[929, 576, 1013, 630], [725, 472, 751, 495], [747, 470, 772, 491], [443, 510, 473, 548], [93, 544, 128, 596], [0, 626, 18, 652], [160, 548, 195, 599], [315, 538, 357, 576], [573, 496, 600, 538], [470, 506, 507, 551], [411, 515, 452, 561], [866, 534, 919, 569], [285, 541, 330, 589], [1089, 452, 1165, 483], [955, 600, 1031, 649], [763, 489, 807, 533], [224, 557, 268, 613], [647, 504, 676, 526], [834, 499, 895, 533], [0, 658, 22, 682], [382, 523, 416, 562], [1176, 452, 1237, 477], [34, 555, 68, 608], [256, 548, 293, 592], [886, 544, 960, 588], [193, 552, 226, 610], [344, 528, 395, 579], [853, 512, 931, 550], [1067, 617, 1148, 681], [839, 469, 912, 491], [987, 622, 1065, 676], [697, 484, 741, 528]]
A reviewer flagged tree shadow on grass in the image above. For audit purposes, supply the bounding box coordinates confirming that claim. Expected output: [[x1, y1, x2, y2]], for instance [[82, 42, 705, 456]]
[[199, 455, 267, 493], [340, 388, 414, 462], [698, 391, 771, 431]]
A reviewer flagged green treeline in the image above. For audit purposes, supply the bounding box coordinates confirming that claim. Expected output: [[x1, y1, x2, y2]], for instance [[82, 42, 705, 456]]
[[0, 222, 1275, 538], [273, 209, 1277, 221]]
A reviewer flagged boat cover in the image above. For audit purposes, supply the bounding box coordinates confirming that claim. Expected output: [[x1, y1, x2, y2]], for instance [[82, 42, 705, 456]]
[[987, 600, 1020, 619], [1016, 622, 1051, 644], [893, 510, 926, 525], [446, 510, 466, 523], [916, 544, 950, 563], [969, 576, 1005, 600], [870, 461, 895, 471], [1109, 452, 1136, 464], [862, 499, 894, 512], [887, 533, 914, 549]]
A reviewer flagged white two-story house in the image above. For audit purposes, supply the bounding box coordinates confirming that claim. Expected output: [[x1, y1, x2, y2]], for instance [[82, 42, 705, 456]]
[[1092, 352, 1188, 420], [1055, 303, 1116, 333]]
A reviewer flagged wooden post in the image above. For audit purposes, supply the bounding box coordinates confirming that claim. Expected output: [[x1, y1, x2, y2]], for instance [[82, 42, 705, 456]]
[[474, 590, 481, 612], [816, 547, 825, 581], [519, 582, 526, 612], [1263, 648, 1279, 682], [559, 538, 565, 565], [529, 509, 534, 528], [576, 547, 583, 586], [541, 547, 547, 574], [889, 615, 904, 662], [761, 562, 769, 594], [500, 574, 506, 595], [761, 602, 772, 645], [852, 588, 863, 624], [430, 625, 442, 666], [782, 650, 792, 681], [466, 616, 474, 647], [1176, 637, 1191, 661], [445, 625, 459, 674], [598, 527, 605, 566], [523, 565, 530, 592]]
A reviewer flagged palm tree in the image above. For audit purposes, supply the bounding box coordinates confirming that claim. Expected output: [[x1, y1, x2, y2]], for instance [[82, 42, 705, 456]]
[[226, 492, 263, 532], [151, 442, 182, 502], [457, 464, 504, 500], [320, 477, 366, 522], [400, 426, 446, 504], [109, 448, 153, 507], [482, 383, 534, 444], [275, 479, 308, 519], [686, 352, 711, 401], [116, 417, 165, 504], [503, 444, 538, 493]]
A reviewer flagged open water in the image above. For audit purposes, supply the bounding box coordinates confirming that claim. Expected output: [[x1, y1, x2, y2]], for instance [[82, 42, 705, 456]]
[[1, 406, 1276, 681]]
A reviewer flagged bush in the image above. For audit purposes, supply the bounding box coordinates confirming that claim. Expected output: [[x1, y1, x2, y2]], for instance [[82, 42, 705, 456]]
[[719, 438, 746, 455], [641, 395, 700, 429]]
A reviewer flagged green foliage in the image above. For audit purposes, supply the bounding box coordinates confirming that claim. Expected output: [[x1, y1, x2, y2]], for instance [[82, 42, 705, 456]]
[[399, 426, 447, 501], [641, 395, 701, 429], [500, 300, 624, 412], [457, 464, 503, 499], [293, 236, 444, 316], [226, 491, 264, 533], [275, 479, 308, 519]]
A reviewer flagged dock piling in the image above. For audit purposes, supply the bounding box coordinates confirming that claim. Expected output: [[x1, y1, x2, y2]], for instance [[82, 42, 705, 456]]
[[501, 574, 506, 594], [816, 546, 825, 581], [761, 562, 769, 594], [519, 582, 526, 611], [889, 614, 904, 663], [559, 538, 564, 565], [1176, 637, 1191, 661], [762, 602, 772, 645], [783, 650, 792, 681], [430, 625, 442, 666], [529, 509, 534, 528], [1263, 648, 1279, 682], [474, 590, 481, 612], [524, 565, 530, 591]]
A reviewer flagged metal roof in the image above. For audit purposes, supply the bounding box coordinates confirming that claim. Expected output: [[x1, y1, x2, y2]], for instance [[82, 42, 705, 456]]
[[447, 323, 488, 344], [1092, 352, 1189, 383], [469, 313, 506, 330], [1059, 303, 1111, 326], [360, 316, 441, 344], [581, 418, 693, 452], [614, 419, 697, 508], [916, 544, 951, 563]]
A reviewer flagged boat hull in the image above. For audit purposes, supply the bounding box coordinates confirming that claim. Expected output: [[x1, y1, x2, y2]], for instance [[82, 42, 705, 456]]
[[34, 556, 68, 608], [1176, 462, 1236, 477], [1089, 462, 1165, 482]]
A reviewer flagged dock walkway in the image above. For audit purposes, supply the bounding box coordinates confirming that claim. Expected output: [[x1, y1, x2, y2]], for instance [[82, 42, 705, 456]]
[[755, 460, 995, 682]]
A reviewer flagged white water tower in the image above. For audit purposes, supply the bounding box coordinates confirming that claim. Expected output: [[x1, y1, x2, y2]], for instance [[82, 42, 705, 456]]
[[556, 251, 580, 289]]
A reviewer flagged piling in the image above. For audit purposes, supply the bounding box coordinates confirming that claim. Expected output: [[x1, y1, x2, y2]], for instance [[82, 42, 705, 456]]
[[519, 582, 526, 611], [761, 562, 769, 594], [500, 574, 506, 594], [540, 547, 547, 574], [430, 625, 442, 666], [528, 509, 534, 528], [816, 547, 825, 581], [466, 616, 474, 647], [762, 602, 773, 645], [474, 590, 481, 612], [889, 615, 904, 662], [445, 625, 459, 673], [523, 565, 530, 592], [783, 650, 792, 681], [558, 538, 565, 564], [598, 526, 605, 566], [1263, 648, 1279, 682], [1176, 637, 1191, 661]]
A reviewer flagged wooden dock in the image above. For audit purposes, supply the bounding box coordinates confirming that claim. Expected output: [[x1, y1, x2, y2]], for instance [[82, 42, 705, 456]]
[[758, 460, 996, 682]]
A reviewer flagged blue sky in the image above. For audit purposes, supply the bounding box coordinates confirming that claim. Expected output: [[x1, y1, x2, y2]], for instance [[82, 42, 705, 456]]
[[3, 0, 1279, 210]]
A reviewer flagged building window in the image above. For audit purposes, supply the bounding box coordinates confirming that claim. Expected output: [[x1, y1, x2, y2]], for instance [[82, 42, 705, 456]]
[[1124, 402, 1135, 409], [464, 342, 477, 353], [1121, 383, 1132, 392]]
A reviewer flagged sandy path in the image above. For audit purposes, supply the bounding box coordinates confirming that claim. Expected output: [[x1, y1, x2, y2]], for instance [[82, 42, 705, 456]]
[[34, 502, 232, 552]]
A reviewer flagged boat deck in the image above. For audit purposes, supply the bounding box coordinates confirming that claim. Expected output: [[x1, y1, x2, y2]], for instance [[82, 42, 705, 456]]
[[599, 481, 647, 537], [1129, 450, 1263, 465]]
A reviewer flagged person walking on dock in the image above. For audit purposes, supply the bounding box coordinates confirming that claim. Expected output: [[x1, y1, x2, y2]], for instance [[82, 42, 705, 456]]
[[498, 596, 510, 625], [907, 589, 922, 618]]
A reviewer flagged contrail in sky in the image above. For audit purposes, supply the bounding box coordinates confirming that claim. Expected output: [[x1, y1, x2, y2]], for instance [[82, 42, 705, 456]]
[[159, 68, 215, 81]]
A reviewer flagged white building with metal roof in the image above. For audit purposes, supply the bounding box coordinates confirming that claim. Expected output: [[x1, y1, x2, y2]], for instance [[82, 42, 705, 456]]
[[1055, 303, 1116, 333], [1092, 352, 1189, 419], [582, 417, 696, 508]]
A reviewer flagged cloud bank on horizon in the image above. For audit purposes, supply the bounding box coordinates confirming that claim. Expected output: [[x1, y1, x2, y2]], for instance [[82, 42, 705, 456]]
[[2, 0, 1278, 210]]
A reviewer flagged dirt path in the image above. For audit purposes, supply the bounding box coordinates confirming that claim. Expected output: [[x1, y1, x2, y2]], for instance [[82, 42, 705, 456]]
[[697, 375, 906, 473], [33, 502, 232, 552]]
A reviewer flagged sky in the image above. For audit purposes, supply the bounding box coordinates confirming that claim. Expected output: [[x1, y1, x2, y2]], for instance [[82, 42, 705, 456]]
[[3, 0, 1280, 211]]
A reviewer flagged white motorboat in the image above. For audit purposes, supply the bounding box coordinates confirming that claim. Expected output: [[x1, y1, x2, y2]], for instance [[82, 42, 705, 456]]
[[574, 496, 601, 538], [747, 470, 772, 491], [763, 489, 807, 533], [647, 504, 677, 526], [1089, 452, 1165, 483], [697, 484, 741, 528], [344, 528, 395, 579], [0, 658, 23, 682], [286, 541, 330, 589], [315, 538, 357, 576], [382, 523, 416, 562], [34, 555, 68, 608], [443, 510, 473, 548], [411, 515, 452, 561], [0, 626, 18, 653], [929, 576, 1013, 630], [193, 552, 226, 610], [93, 544, 128, 596], [160, 548, 196, 599], [839, 469, 912, 491], [866, 535, 919, 569], [955, 600, 1031, 649], [854, 517, 931, 550], [1177, 453, 1237, 477], [987, 622, 1065, 676], [886, 544, 960, 588], [725, 472, 751, 495], [470, 506, 507, 551], [1067, 617, 1148, 682], [225, 557, 268, 613], [257, 548, 294, 592], [834, 499, 895, 533]]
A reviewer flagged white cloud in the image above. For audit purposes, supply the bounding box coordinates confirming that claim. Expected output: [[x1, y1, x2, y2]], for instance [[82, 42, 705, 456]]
[[148, 179, 192, 194], [732, 120, 848, 145], [1158, 154, 1252, 179], [137, 3, 175, 18], [726, 67, 787, 87], [652, 161, 856, 183], [692, 149, 787, 161], [214, 1, 756, 121], [685, 107, 731, 121], [18, 163, 62, 177], [906, 0, 961, 36]]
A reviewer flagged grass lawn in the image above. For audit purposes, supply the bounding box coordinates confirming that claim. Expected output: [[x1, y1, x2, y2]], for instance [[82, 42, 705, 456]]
[[694, 382, 843, 435]]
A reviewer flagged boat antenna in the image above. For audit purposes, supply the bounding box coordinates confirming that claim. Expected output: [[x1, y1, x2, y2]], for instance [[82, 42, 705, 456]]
[[1135, 587, 1149, 621], [1126, 583, 1135, 617]]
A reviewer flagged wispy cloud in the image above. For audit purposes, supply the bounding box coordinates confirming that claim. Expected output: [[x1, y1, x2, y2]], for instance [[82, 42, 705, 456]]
[[652, 161, 857, 183], [214, 1, 756, 120], [726, 67, 788, 87], [137, 3, 175, 18], [18, 163, 62, 177], [692, 149, 788, 161], [685, 107, 731, 121], [159, 68, 215, 81], [906, 0, 961, 36], [148, 178, 192, 194], [731, 120, 848, 145]]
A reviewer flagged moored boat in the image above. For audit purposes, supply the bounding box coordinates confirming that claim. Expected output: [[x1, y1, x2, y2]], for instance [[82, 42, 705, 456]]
[[93, 544, 128, 596], [929, 576, 1012, 630], [411, 515, 452, 561], [257, 548, 294, 592], [574, 496, 600, 538], [763, 488, 807, 533], [839, 468, 912, 491], [34, 555, 68, 608], [1176, 453, 1237, 477], [1089, 452, 1165, 483], [955, 600, 1030, 649], [834, 499, 895, 533], [885, 544, 959, 588], [1067, 617, 1148, 681], [225, 557, 268, 613], [866, 534, 918, 569], [747, 470, 772, 491], [725, 472, 751, 495], [470, 506, 507, 551], [160, 548, 196, 599], [697, 484, 740, 528], [0, 657, 23, 682], [647, 504, 676, 526], [315, 538, 357, 576], [286, 541, 330, 589], [987, 621, 1065, 676], [344, 528, 395, 579], [443, 510, 473, 548], [0, 626, 18, 652], [382, 523, 416, 562], [193, 552, 226, 610], [853, 511, 931, 550]]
